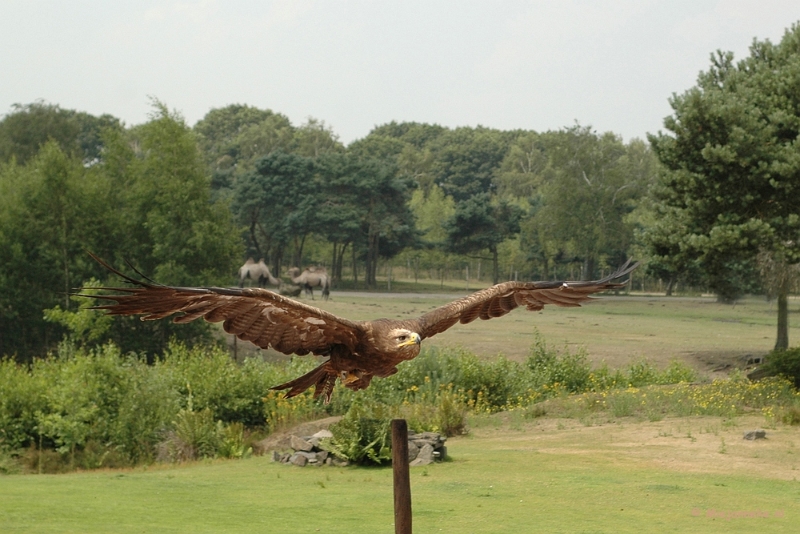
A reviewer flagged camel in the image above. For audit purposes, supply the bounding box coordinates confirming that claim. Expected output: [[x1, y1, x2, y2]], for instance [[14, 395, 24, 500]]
[[238, 258, 281, 288], [287, 266, 330, 300]]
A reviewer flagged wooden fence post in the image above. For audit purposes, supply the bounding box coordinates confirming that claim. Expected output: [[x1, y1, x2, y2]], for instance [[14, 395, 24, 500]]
[[392, 419, 412, 534]]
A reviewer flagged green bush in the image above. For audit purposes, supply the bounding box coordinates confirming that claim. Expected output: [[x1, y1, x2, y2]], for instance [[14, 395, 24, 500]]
[[0, 358, 47, 451], [761, 347, 800, 388], [158, 342, 284, 427], [526, 333, 592, 394], [323, 398, 392, 465], [0, 341, 285, 470], [0, 336, 780, 473]]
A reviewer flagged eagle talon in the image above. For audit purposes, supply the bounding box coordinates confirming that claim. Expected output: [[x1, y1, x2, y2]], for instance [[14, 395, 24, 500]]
[[340, 370, 363, 385]]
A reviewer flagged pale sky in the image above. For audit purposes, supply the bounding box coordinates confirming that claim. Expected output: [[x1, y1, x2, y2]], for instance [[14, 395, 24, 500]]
[[2, 1, 799, 144]]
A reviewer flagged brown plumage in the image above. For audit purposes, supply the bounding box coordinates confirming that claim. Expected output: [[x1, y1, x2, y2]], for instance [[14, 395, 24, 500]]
[[85, 254, 637, 403]]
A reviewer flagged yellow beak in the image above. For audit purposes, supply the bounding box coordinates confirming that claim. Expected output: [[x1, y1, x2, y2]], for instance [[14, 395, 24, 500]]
[[397, 333, 421, 348]]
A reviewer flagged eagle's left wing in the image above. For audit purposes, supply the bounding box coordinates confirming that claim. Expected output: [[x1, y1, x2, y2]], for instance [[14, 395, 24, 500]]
[[412, 260, 638, 340], [83, 255, 363, 356]]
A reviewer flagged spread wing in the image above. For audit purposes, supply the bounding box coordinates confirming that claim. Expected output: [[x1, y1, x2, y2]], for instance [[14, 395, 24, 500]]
[[84, 255, 363, 356], [412, 260, 638, 339]]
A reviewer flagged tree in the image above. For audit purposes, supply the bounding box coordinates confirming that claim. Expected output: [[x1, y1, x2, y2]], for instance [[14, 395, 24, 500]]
[[125, 102, 242, 286], [233, 150, 317, 274], [293, 118, 344, 158], [444, 193, 522, 284], [495, 131, 548, 198], [0, 101, 244, 360], [0, 142, 117, 358], [525, 126, 651, 280], [648, 24, 800, 349], [193, 104, 294, 192], [316, 153, 417, 288], [0, 101, 121, 165], [430, 127, 510, 201]]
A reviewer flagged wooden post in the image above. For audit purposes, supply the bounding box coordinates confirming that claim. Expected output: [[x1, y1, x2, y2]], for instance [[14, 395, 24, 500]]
[[391, 419, 412, 534]]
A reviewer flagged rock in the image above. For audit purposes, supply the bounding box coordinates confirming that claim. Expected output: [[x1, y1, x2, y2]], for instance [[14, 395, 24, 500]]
[[331, 456, 349, 467], [743, 430, 767, 440], [410, 431, 444, 441], [272, 451, 283, 462], [253, 416, 342, 454], [295, 451, 318, 461], [290, 435, 314, 452], [316, 450, 329, 463], [289, 453, 308, 467], [407, 441, 419, 461], [410, 457, 433, 467], [416, 443, 435, 463], [312, 429, 333, 439]]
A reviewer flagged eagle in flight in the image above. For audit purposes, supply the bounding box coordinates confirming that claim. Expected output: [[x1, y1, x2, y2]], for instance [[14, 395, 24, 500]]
[[87, 254, 637, 403]]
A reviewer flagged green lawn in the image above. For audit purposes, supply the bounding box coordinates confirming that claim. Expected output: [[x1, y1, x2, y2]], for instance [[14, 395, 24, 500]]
[[2, 414, 798, 533]]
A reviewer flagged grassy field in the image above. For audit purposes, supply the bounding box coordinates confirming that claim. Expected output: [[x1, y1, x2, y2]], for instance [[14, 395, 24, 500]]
[[229, 290, 799, 375], [2, 414, 798, 533]]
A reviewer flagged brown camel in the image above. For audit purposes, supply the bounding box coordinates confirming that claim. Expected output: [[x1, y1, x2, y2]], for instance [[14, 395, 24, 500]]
[[287, 266, 330, 300], [238, 258, 281, 288]]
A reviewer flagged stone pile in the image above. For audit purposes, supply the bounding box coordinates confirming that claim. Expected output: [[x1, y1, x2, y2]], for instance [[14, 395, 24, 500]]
[[271, 429, 348, 467], [407, 431, 447, 466], [271, 429, 448, 467]]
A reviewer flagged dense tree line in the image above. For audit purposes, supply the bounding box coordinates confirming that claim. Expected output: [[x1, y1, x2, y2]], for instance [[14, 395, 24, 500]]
[[0, 100, 657, 361]]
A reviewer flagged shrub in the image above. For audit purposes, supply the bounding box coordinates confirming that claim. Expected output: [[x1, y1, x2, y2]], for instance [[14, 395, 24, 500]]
[[323, 398, 392, 465], [760, 347, 800, 388], [159, 342, 284, 427], [0, 357, 47, 451], [218, 422, 252, 459], [0, 449, 22, 474], [780, 405, 800, 426]]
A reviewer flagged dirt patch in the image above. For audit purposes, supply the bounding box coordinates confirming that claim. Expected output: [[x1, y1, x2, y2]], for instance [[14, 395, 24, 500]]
[[253, 416, 342, 454], [687, 350, 768, 379], [467, 414, 800, 481]]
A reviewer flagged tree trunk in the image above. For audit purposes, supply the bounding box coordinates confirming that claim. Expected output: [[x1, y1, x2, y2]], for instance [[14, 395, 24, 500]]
[[775, 284, 789, 351], [331, 242, 339, 284], [491, 246, 499, 284], [581, 256, 596, 281], [248, 219, 263, 260], [337, 242, 349, 284], [292, 234, 307, 269], [351, 244, 358, 286], [365, 229, 379, 288], [665, 277, 675, 297], [271, 247, 284, 280]]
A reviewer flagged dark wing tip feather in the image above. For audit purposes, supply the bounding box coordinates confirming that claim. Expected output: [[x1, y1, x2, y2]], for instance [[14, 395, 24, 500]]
[[84, 251, 158, 290], [596, 258, 639, 285]]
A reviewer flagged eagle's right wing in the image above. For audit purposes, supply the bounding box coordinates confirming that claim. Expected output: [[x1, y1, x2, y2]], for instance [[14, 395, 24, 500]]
[[413, 260, 638, 340]]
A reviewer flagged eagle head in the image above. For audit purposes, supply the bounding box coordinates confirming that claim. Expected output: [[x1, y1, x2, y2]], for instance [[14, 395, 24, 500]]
[[389, 328, 421, 360]]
